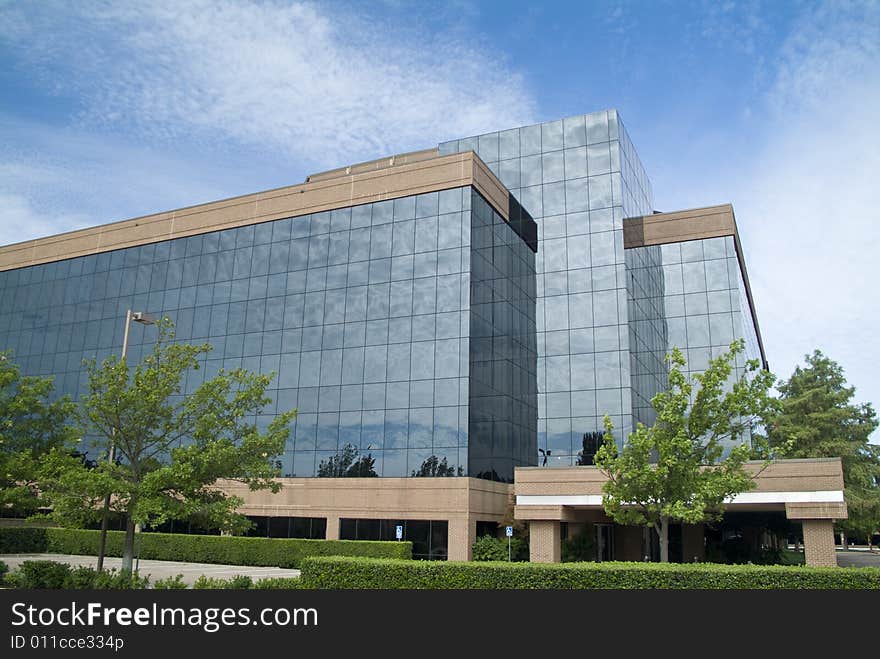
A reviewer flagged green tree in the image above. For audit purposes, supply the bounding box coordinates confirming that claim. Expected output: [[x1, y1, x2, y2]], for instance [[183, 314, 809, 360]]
[[37, 321, 295, 574], [316, 443, 378, 477], [762, 351, 879, 546], [411, 455, 462, 477], [576, 431, 604, 466], [594, 340, 779, 562], [0, 351, 78, 515]]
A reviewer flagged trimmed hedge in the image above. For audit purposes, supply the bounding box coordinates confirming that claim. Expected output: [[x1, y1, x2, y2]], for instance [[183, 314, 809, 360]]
[[0, 527, 49, 553], [0, 527, 411, 568], [299, 556, 880, 589], [6, 561, 150, 590]]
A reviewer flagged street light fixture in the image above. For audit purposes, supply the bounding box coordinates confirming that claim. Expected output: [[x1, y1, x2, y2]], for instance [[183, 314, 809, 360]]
[[96, 309, 157, 573]]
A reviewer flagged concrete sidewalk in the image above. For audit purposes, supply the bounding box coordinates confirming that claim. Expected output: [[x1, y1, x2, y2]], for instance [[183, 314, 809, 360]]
[[0, 553, 300, 586]]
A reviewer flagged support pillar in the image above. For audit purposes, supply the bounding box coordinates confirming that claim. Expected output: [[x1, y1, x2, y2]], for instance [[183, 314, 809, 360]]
[[802, 519, 837, 567], [325, 516, 340, 540], [529, 520, 561, 563], [448, 516, 475, 562], [682, 524, 705, 563]]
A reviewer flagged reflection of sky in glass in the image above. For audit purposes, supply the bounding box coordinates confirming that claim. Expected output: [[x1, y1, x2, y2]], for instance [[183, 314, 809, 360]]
[[442, 110, 654, 462], [0, 183, 538, 480]]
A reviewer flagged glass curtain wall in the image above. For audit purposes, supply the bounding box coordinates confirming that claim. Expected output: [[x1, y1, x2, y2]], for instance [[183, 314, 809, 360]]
[[0, 184, 537, 480], [441, 110, 654, 462]]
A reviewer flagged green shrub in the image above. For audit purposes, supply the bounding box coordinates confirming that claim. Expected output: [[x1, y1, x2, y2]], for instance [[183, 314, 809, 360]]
[[225, 574, 254, 589], [4, 562, 149, 590], [472, 535, 528, 562], [0, 527, 49, 553], [193, 574, 253, 589], [63, 566, 99, 589], [253, 577, 305, 589], [562, 531, 596, 562], [153, 574, 188, 589], [300, 556, 880, 590], [91, 570, 150, 590], [193, 575, 227, 589], [16, 560, 71, 589], [0, 527, 411, 568], [0, 559, 8, 579]]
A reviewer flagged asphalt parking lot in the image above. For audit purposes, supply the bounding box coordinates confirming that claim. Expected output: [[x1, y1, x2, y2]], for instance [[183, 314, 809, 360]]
[[0, 553, 300, 585], [835, 550, 880, 568]]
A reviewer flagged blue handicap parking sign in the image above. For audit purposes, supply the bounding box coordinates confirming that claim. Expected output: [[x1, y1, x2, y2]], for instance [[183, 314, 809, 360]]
[[395, 525, 404, 540], [505, 526, 513, 537]]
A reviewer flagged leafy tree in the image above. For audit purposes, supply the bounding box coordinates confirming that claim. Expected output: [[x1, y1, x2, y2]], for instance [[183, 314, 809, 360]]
[[594, 340, 779, 562], [411, 454, 463, 477], [762, 351, 879, 545], [0, 351, 78, 515], [316, 443, 377, 477], [577, 431, 604, 466], [37, 321, 295, 574]]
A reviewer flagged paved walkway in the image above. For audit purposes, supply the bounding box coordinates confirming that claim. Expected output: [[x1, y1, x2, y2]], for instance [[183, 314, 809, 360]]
[[0, 553, 300, 586], [835, 550, 880, 568]]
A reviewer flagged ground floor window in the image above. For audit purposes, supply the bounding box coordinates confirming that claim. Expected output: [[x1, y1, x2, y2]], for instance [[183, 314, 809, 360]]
[[244, 516, 327, 539], [339, 518, 448, 560], [476, 520, 499, 538]]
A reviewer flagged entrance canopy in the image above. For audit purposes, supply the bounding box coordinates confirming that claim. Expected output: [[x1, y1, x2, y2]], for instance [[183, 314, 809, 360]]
[[513, 458, 847, 566]]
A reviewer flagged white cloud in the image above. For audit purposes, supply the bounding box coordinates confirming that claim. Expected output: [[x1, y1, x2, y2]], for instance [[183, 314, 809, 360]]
[[0, 192, 88, 248], [0, 1, 535, 170], [0, 117, 239, 243], [728, 2, 880, 436]]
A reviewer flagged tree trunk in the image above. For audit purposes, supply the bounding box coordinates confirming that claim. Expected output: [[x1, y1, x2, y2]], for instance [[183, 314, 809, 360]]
[[656, 516, 670, 563], [839, 531, 847, 550], [121, 514, 136, 575]]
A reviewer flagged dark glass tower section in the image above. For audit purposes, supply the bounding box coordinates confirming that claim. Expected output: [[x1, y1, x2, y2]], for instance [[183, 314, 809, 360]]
[[468, 191, 538, 482]]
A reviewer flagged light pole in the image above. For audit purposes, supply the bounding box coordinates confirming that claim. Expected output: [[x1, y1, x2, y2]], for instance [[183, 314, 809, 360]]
[[95, 310, 156, 572]]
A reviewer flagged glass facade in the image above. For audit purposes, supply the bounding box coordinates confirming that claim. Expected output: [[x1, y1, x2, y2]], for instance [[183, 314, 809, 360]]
[[441, 109, 763, 459], [0, 185, 537, 481], [0, 106, 766, 473], [441, 110, 655, 462]]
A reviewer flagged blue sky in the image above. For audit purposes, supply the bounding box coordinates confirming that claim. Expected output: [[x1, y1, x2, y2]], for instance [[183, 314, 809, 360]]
[[1, 0, 878, 440]]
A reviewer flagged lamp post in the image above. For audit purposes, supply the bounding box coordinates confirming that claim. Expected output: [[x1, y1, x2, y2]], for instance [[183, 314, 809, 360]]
[[95, 310, 156, 572]]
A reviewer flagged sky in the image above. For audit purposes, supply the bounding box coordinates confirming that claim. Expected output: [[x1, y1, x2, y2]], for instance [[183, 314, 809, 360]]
[[1, 0, 878, 440]]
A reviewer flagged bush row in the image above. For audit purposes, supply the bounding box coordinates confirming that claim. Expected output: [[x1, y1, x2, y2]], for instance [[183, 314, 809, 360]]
[[3, 560, 303, 590], [299, 556, 880, 589], [4, 561, 150, 589], [0, 527, 411, 568]]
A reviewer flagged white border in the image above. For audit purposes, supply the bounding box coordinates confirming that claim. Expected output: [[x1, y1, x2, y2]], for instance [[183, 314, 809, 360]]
[[516, 490, 844, 507]]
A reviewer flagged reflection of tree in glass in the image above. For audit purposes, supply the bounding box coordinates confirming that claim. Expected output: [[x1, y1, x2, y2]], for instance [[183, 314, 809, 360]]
[[411, 455, 463, 477], [577, 432, 604, 466], [316, 443, 377, 477]]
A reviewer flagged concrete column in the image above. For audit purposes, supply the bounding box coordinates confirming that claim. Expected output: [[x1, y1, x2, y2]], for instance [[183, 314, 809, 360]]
[[802, 520, 837, 567], [448, 516, 475, 562], [325, 516, 340, 540], [682, 524, 705, 563], [529, 520, 561, 563]]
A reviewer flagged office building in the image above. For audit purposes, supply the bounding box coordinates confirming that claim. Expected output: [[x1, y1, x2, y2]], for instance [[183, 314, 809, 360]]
[[0, 110, 843, 565]]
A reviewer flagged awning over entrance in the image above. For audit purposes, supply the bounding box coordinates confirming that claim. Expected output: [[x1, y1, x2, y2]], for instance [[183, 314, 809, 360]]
[[513, 458, 847, 567]]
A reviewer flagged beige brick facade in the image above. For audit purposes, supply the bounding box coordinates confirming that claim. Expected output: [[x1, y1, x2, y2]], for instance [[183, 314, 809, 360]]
[[529, 520, 561, 563], [802, 520, 837, 568], [220, 476, 509, 562], [448, 517, 477, 561]]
